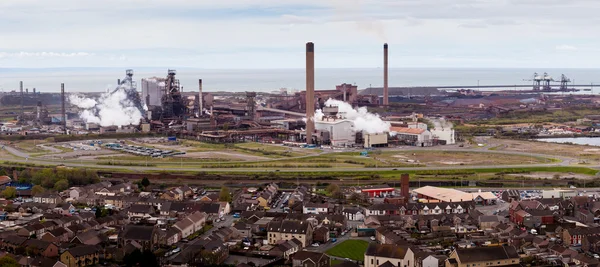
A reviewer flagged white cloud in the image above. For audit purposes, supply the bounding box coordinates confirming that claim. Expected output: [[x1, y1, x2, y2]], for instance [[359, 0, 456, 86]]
[[0, 52, 94, 58], [0, 0, 599, 68], [556, 45, 578, 51]]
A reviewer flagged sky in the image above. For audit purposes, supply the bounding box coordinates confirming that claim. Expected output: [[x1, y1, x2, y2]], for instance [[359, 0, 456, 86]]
[[1, 0, 599, 69]]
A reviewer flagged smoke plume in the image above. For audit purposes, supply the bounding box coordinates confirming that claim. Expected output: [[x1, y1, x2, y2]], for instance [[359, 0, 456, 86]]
[[69, 83, 144, 127], [314, 99, 391, 134]]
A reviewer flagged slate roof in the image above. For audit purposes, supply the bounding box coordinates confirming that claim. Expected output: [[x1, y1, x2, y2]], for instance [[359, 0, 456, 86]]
[[365, 243, 409, 259], [292, 251, 329, 263], [66, 245, 98, 257], [267, 220, 310, 234], [120, 225, 155, 241], [455, 246, 519, 263]]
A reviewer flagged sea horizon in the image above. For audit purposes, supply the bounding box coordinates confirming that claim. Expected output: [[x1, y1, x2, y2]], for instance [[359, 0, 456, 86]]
[[2, 67, 599, 93]]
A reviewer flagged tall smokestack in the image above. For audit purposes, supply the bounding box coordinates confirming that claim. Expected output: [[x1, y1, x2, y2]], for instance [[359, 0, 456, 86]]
[[61, 83, 66, 134], [198, 79, 203, 115], [306, 42, 315, 144], [19, 81, 24, 123], [383, 43, 389, 106]]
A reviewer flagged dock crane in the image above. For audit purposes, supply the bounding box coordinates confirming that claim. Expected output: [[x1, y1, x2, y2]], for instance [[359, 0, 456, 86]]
[[542, 72, 554, 91], [523, 72, 543, 91], [557, 74, 571, 91]]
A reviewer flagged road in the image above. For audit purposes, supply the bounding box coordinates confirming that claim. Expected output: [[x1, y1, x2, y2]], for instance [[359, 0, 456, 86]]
[[0, 144, 594, 173]]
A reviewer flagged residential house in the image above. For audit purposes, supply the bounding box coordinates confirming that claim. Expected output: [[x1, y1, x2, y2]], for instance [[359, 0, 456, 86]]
[[343, 207, 365, 221], [313, 226, 330, 244], [199, 193, 219, 202], [576, 209, 595, 224], [60, 245, 100, 267], [292, 251, 330, 267], [573, 254, 600, 267], [71, 231, 104, 246], [18, 223, 45, 237], [501, 190, 520, 203], [162, 228, 181, 246], [303, 202, 331, 214], [364, 243, 410, 267], [267, 220, 314, 247], [417, 253, 446, 267], [41, 227, 70, 243], [23, 239, 59, 258], [583, 235, 600, 253], [69, 187, 87, 200], [0, 235, 27, 254], [127, 204, 154, 221], [563, 227, 600, 246], [173, 212, 207, 239], [33, 193, 62, 204], [445, 246, 520, 267], [271, 239, 302, 259], [479, 216, 500, 231], [119, 225, 159, 251], [233, 222, 253, 238]]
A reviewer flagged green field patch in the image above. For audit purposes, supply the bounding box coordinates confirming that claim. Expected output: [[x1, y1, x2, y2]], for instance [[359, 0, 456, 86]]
[[326, 240, 369, 261]]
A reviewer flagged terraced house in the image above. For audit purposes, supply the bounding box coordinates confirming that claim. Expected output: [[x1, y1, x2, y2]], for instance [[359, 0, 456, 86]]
[[267, 220, 314, 247]]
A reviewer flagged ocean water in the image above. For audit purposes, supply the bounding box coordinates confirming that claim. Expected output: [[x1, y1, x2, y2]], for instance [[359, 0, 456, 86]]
[[1, 67, 600, 93], [536, 137, 600, 147]]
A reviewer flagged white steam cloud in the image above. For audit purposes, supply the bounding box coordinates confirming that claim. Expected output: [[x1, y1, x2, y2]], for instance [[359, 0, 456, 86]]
[[314, 99, 391, 134], [69, 85, 143, 127]]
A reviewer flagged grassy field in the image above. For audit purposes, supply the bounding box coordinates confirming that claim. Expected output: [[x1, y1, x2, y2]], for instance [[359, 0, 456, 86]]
[[375, 150, 554, 166], [470, 107, 600, 125], [326, 240, 370, 261]]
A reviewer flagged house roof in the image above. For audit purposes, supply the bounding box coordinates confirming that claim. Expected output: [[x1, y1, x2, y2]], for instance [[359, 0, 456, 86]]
[[479, 216, 499, 223], [24, 239, 54, 250], [128, 204, 153, 214], [65, 245, 98, 257], [332, 261, 361, 267], [3, 235, 27, 245], [390, 127, 425, 134], [455, 246, 519, 263], [49, 227, 69, 237], [365, 243, 409, 259], [120, 225, 155, 241], [267, 220, 311, 234], [173, 217, 194, 231], [73, 231, 103, 245], [292, 251, 329, 263]]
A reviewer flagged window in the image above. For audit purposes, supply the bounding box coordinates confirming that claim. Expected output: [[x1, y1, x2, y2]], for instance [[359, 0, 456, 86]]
[[371, 259, 374, 265]]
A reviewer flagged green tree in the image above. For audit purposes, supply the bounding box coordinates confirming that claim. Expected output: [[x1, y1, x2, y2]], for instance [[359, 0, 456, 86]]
[[326, 184, 340, 194], [0, 255, 18, 267], [141, 177, 150, 187], [31, 185, 45, 196], [54, 179, 69, 191], [1, 187, 16, 199], [219, 187, 231, 202]]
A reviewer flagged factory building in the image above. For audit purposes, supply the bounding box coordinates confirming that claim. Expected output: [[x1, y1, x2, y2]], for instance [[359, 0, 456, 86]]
[[431, 127, 455, 145], [141, 77, 165, 107], [390, 127, 433, 147], [363, 133, 388, 148], [314, 118, 355, 147]]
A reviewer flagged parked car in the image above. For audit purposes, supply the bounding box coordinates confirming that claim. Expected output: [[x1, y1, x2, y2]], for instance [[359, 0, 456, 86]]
[[331, 238, 337, 243], [370, 236, 376, 241], [311, 243, 320, 247]]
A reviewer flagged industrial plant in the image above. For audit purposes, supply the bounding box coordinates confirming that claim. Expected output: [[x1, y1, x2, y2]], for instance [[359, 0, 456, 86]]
[[1, 42, 599, 148]]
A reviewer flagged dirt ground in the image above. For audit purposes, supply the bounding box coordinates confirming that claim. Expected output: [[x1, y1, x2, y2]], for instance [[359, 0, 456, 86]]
[[38, 149, 119, 160], [508, 172, 596, 180], [384, 151, 546, 166], [175, 151, 269, 161], [482, 137, 600, 163]]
